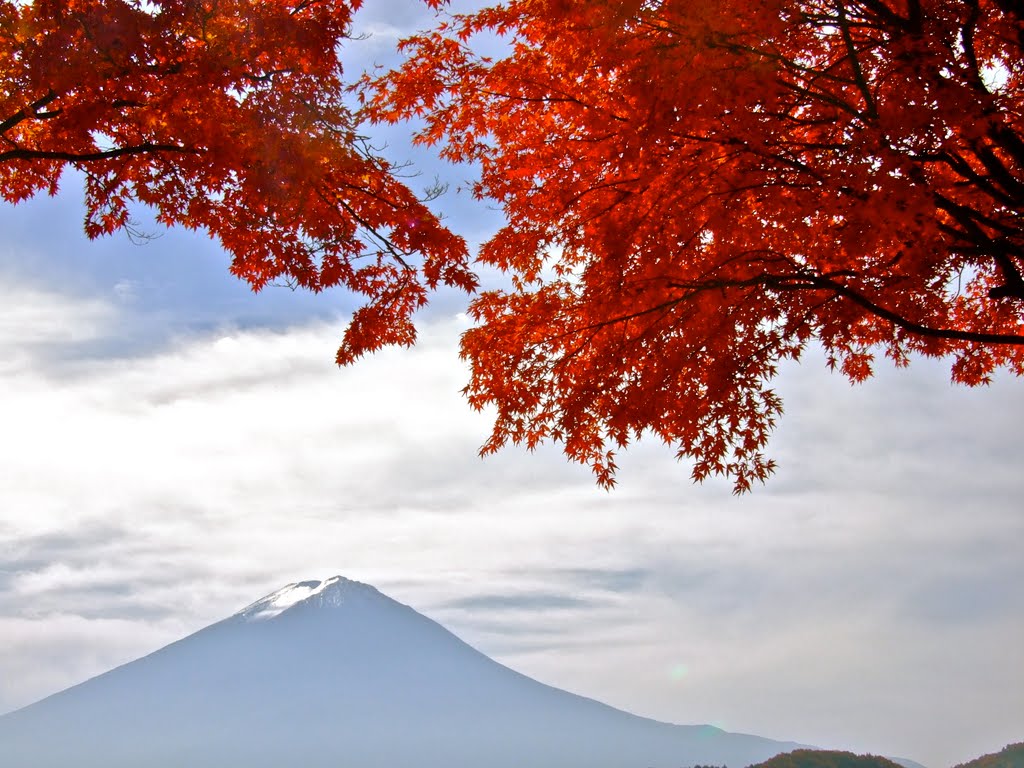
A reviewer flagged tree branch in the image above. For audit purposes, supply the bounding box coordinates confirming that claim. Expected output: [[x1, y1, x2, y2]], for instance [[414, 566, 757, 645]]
[[0, 143, 198, 164], [834, 0, 879, 118], [772, 273, 1024, 345], [0, 91, 59, 136]]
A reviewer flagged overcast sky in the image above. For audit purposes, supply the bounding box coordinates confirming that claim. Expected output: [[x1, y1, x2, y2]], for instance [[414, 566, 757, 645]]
[[1, 3, 1021, 768]]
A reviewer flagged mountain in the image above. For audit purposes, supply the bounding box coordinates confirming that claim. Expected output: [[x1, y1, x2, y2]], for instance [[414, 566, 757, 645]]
[[0, 576, 809, 768], [749, 750, 907, 768], [953, 743, 1024, 768]]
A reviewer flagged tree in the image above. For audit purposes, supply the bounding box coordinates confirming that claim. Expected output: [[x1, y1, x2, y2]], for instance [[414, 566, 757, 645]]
[[747, 750, 903, 768], [374, 0, 1024, 491], [6, 1, 1023, 494], [0, 0, 476, 361]]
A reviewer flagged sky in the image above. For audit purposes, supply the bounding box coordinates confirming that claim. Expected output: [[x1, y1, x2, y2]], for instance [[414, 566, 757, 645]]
[[1, 3, 1022, 768]]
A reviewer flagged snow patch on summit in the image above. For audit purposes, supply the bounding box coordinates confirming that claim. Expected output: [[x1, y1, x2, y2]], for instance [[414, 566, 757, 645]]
[[236, 576, 360, 621]]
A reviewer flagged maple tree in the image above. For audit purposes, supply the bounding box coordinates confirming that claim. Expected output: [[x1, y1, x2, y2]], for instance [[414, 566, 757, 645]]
[[0, 0, 475, 360], [5, 0, 1024, 493], [374, 0, 1024, 491]]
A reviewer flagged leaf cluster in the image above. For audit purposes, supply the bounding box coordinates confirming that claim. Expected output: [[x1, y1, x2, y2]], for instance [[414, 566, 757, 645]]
[[5, 0, 1024, 491], [0, 0, 476, 360], [373, 0, 1024, 490]]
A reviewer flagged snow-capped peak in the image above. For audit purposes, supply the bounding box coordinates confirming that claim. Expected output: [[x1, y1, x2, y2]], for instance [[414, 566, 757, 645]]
[[236, 576, 371, 621]]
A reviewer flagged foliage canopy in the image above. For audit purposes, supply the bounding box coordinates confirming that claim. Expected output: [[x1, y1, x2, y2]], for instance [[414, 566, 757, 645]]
[[376, 0, 1024, 490], [4, 0, 1024, 490], [1, 0, 475, 361]]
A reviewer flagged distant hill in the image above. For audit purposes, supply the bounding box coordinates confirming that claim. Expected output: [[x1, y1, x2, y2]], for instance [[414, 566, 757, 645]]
[[953, 743, 1024, 768], [747, 750, 906, 768]]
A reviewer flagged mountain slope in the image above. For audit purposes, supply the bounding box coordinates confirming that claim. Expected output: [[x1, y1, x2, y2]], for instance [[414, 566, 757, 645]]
[[750, 750, 906, 768], [953, 743, 1024, 768], [0, 576, 808, 768]]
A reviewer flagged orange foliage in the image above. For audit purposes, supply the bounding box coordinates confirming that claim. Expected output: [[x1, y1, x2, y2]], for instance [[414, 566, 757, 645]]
[[374, 0, 1024, 491], [5, 1, 1024, 492], [0, 0, 474, 361]]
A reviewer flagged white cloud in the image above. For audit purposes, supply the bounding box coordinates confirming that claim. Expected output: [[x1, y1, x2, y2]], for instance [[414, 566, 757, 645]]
[[0, 280, 114, 368], [1, 2, 1019, 758], [0, 274, 1021, 768], [112, 279, 138, 303]]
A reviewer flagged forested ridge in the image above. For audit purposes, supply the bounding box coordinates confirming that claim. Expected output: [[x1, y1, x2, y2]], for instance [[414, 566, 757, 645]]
[[952, 743, 1024, 768]]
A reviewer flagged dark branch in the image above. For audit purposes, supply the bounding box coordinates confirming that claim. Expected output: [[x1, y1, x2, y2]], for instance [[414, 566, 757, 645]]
[[0, 91, 59, 135], [662, 273, 1024, 346], [558, 270, 1024, 349], [784, 273, 1024, 345], [0, 143, 198, 164]]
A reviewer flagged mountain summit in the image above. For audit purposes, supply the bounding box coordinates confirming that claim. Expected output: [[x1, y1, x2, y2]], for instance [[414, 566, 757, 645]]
[[0, 576, 808, 768], [235, 575, 378, 620]]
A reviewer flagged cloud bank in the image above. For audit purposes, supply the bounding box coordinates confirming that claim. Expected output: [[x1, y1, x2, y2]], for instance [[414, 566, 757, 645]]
[[0, 266, 1020, 768]]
